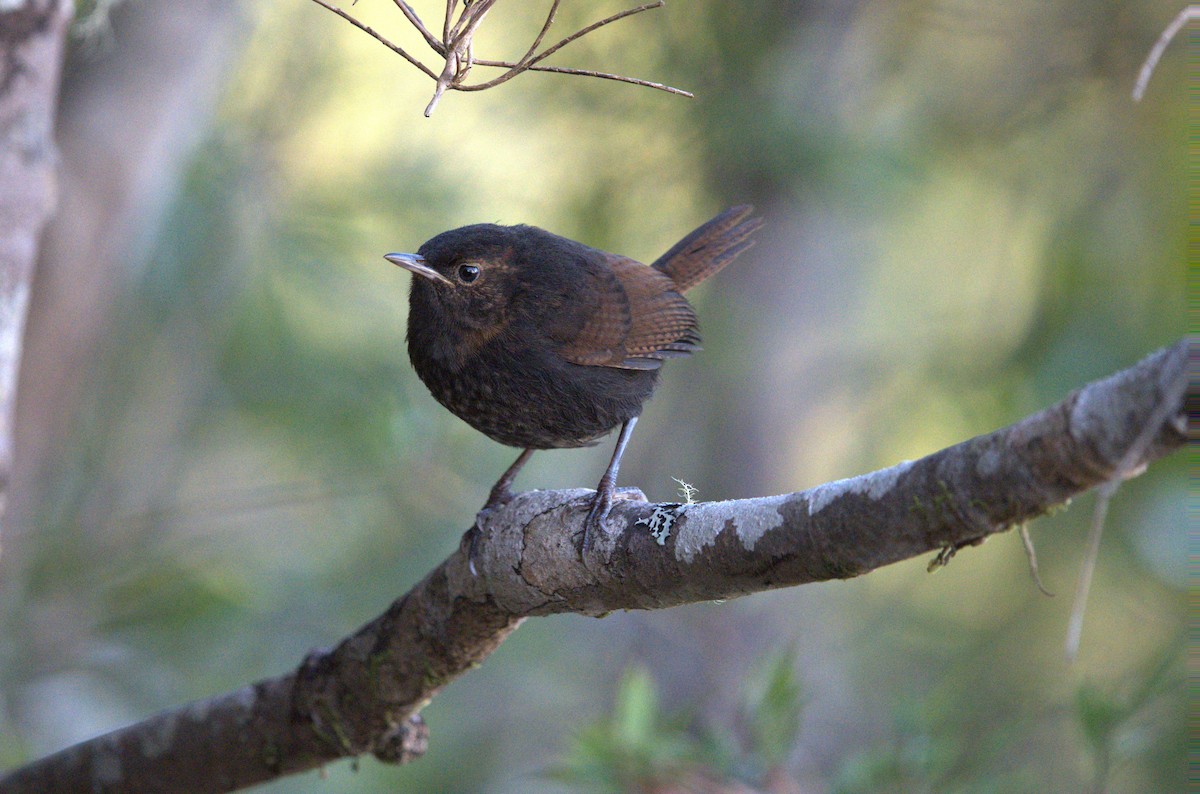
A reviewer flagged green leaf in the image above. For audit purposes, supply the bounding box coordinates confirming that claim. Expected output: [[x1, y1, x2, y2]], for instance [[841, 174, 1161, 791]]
[[742, 647, 806, 768], [614, 664, 659, 748]]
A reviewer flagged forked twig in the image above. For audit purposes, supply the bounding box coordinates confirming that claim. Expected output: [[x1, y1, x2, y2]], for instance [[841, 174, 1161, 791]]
[[461, 1, 693, 100], [307, 0, 691, 116], [391, 0, 443, 53], [530, 2, 664, 70], [424, 0, 500, 115], [309, 0, 436, 78]]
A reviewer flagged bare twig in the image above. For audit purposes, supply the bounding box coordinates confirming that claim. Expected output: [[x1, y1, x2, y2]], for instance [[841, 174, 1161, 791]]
[[1063, 338, 1189, 660], [1018, 523, 1054, 597], [461, 1, 668, 92], [307, 0, 690, 115], [424, 0, 500, 115], [459, 63, 692, 96], [0, 340, 1185, 794], [525, 2, 665, 70], [390, 0, 443, 53], [1064, 489, 1110, 660], [441, 0, 454, 44], [453, 0, 565, 90], [517, 0, 562, 66], [1133, 6, 1197, 101], [308, 0, 436, 78]]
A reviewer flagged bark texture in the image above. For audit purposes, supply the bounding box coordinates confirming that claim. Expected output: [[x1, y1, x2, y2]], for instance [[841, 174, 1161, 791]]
[[0, 0, 71, 537], [0, 338, 1187, 793]]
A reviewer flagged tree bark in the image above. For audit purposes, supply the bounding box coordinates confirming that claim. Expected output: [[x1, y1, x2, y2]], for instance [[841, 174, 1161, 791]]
[[0, 337, 1187, 793], [0, 0, 71, 543], [9, 0, 242, 549]]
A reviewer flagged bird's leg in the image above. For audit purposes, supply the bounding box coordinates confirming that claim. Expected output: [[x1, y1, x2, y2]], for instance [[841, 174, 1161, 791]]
[[485, 447, 535, 509], [466, 448, 535, 575], [581, 416, 638, 552]]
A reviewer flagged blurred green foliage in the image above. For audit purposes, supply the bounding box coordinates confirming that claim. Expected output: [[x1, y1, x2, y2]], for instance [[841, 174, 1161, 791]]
[[552, 665, 698, 791], [554, 651, 806, 792], [0, 1, 1185, 792]]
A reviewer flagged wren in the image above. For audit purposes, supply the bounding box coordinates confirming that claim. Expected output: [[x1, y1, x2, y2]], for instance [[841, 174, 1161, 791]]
[[386, 205, 762, 552]]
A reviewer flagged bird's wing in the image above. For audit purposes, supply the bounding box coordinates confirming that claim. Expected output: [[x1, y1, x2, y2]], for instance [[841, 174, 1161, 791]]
[[651, 205, 763, 293], [550, 254, 700, 371]]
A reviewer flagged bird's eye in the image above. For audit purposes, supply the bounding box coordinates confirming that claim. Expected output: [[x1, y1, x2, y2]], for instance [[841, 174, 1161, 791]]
[[457, 263, 481, 283]]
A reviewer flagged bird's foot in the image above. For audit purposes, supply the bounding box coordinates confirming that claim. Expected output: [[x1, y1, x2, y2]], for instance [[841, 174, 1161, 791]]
[[580, 490, 612, 553], [579, 487, 647, 553], [483, 483, 515, 512], [465, 491, 515, 577], [461, 523, 483, 577]]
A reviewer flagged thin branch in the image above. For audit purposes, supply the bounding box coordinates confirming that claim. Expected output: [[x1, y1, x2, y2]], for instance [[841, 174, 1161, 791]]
[[442, 0, 454, 44], [1018, 523, 1054, 597], [462, 1, 665, 92], [1063, 336, 1188, 660], [308, 0, 437, 79], [0, 339, 1185, 794], [507, 0, 563, 74], [458, 62, 693, 96], [1133, 6, 1197, 101], [391, 0, 443, 54], [442, 1, 689, 98], [526, 1, 664, 70], [424, 0, 502, 115], [308, 0, 689, 115], [1064, 488, 1110, 660], [447, 0, 498, 47]]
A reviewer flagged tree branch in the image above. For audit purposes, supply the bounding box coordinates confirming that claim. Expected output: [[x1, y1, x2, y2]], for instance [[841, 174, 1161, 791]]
[[0, 338, 1187, 793], [0, 0, 72, 549]]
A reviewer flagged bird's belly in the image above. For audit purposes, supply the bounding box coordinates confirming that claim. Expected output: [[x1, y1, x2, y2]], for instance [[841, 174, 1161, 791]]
[[413, 345, 658, 449]]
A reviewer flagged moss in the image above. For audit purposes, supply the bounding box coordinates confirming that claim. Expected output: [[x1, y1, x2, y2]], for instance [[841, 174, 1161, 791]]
[[311, 699, 355, 754], [420, 664, 446, 692]]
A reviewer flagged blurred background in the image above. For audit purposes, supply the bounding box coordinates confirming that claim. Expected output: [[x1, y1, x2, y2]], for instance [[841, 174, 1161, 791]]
[[0, 1, 1186, 791]]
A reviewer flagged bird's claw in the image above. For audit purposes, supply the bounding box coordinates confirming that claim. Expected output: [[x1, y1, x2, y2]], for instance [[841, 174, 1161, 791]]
[[483, 486, 514, 512], [465, 487, 520, 576], [579, 487, 646, 553], [461, 523, 482, 577], [579, 492, 612, 553]]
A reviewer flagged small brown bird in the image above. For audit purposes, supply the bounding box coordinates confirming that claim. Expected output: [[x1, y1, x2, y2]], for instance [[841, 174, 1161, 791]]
[[386, 205, 762, 550]]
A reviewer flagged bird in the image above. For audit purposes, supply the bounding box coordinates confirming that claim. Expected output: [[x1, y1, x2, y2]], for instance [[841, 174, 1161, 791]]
[[385, 205, 762, 552]]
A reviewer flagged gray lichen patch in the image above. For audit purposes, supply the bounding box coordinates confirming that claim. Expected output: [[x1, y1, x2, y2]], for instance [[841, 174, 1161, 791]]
[[636, 504, 682, 545], [975, 445, 1003, 478], [805, 459, 914, 516], [673, 494, 789, 563]]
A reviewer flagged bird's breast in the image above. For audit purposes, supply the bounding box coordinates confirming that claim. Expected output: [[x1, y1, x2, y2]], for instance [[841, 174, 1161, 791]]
[[408, 333, 658, 449]]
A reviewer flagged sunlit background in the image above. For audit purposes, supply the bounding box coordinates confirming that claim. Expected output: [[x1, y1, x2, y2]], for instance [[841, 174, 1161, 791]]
[[0, 1, 1186, 791]]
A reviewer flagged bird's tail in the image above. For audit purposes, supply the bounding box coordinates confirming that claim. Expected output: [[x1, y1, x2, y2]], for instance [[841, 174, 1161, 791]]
[[650, 205, 763, 293]]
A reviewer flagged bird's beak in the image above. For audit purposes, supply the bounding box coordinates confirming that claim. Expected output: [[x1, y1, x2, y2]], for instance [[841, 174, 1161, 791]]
[[384, 253, 453, 285]]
